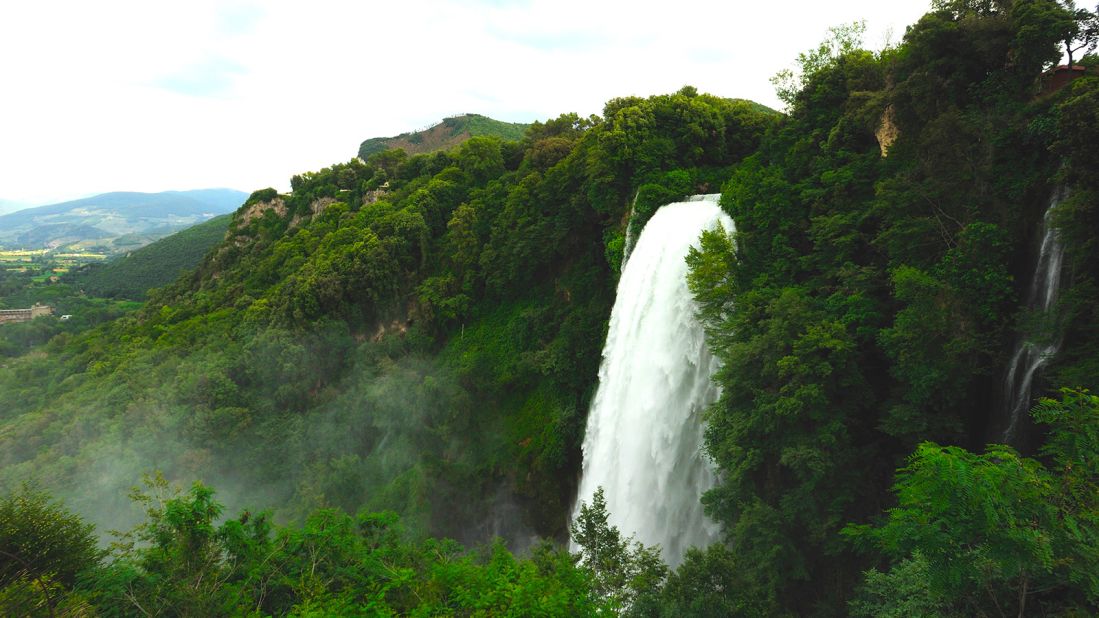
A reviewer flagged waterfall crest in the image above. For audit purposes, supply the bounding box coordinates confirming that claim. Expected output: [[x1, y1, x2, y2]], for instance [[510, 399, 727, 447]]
[[1001, 190, 1066, 441], [573, 194, 730, 566]]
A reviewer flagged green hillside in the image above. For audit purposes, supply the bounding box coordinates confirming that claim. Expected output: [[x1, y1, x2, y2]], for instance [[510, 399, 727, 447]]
[[0, 92, 774, 542], [357, 113, 529, 159], [3, 3, 1099, 615], [66, 214, 232, 299]]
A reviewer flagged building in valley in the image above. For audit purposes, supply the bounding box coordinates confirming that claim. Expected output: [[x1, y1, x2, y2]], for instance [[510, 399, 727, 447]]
[[0, 303, 53, 324]]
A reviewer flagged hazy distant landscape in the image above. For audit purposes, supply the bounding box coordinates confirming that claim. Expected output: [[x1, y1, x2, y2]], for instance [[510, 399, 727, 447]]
[[0, 189, 246, 254]]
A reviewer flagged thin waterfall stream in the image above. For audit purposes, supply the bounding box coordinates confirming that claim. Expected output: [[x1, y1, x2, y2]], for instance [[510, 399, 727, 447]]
[[1001, 190, 1066, 442], [572, 194, 731, 567], [622, 191, 639, 266]]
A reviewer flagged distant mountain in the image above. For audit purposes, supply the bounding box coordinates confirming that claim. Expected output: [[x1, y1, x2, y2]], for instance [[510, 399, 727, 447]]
[[0, 189, 247, 252], [16, 223, 114, 247], [358, 113, 529, 159], [66, 214, 232, 299]]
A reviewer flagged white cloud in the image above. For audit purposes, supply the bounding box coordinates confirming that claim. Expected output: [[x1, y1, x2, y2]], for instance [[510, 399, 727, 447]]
[[0, 0, 930, 205]]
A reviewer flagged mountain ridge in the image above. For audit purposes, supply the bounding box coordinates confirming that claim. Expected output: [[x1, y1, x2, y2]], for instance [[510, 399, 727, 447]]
[[357, 113, 529, 159], [0, 188, 247, 252]]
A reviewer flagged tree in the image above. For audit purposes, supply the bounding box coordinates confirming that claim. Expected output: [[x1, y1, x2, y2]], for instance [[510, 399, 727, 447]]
[[771, 21, 866, 107], [1062, 1, 1099, 65], [645, 544, 765, 617], [0, 487, 100, 616], [570, 487, 667, 612], [845, 390, 1099, 615], [931, 0, 1005, 17], [457, 136, 505, 185], [106, 474, 235, 616]]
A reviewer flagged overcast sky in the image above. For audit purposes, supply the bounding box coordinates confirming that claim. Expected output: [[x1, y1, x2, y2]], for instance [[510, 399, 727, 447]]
[[0, 0, 931, 207]]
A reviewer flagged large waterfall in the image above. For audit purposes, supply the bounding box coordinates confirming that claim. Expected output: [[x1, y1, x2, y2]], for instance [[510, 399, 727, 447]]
[[1001, 190, 1066, 442], [573, 194, 731, 566]]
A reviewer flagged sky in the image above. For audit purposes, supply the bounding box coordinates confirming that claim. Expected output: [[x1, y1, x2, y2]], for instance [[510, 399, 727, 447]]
[[0, 0, 931, 207]]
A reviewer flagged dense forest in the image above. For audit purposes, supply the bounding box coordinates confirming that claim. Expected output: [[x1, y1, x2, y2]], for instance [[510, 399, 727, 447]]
[[3, 0, 1099, 615]]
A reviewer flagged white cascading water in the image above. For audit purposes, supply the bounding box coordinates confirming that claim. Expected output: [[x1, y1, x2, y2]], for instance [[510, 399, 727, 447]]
[[1001, 190, 1066, 441], [573, 194, 730, 567], [621, 191, 640, 266]]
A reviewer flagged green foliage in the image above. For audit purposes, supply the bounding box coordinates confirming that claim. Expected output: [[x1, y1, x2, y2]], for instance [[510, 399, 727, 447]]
[[104, 475, 234, 615], [771, 21, 867, 108], [685, 3, 1094, 612], [0, 259, 144, 358], [1049, 75, 1099, 392], [0, 88, 773, 550], [457, 135, 506, 184], [847, 553, 951, 618], [570, 488, 667, 613], [2, 4, 1096, 613], [1062, 1, 1099, 63], [245, 187, 279, 206], [627, 169, 695, 243], [72, 480, 602, 616], [0, 486, 99, 587], [637, 544, 766, 617], [859, 443, 1057, 597], [845, 389, 1099, 615], [0, 486, 100, 617], [67, 214, 232, 300], [877, 222, 1015, 440], [358, 113, 530, 160]]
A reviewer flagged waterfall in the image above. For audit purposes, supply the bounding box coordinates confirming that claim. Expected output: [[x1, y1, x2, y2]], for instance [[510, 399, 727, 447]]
[[624, 193, 710, 266], [622, 192, 640, 266], [573, 194, 730, 567], [622, 217, 637, 265], [1001, 190, 1066, 442]]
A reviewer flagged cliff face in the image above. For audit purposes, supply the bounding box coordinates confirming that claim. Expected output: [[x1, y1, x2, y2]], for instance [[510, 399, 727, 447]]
[[1042, 65, 1089, 96], [875, 104, 899, 157]]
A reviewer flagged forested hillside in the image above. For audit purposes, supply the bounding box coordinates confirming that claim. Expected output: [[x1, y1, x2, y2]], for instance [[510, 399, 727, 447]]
[[0, 88, 773, 532], [3, 0, 1099, 615], [684, 2, 1099, 612], [65, 214, 232, 300]]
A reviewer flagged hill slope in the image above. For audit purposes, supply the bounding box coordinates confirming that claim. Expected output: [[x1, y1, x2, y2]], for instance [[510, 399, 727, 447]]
[[0, 94, 776, 543], [357, 113, 529, 159], [66, 214, 232, 299], [0, 189, 246, 252]]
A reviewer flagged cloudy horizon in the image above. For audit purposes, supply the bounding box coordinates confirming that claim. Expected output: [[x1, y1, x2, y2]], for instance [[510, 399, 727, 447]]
[[1, 0, 930, 207]]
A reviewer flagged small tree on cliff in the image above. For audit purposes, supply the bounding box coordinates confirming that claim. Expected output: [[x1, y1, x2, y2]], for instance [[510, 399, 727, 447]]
[[1062, 1, 1099, 65]]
